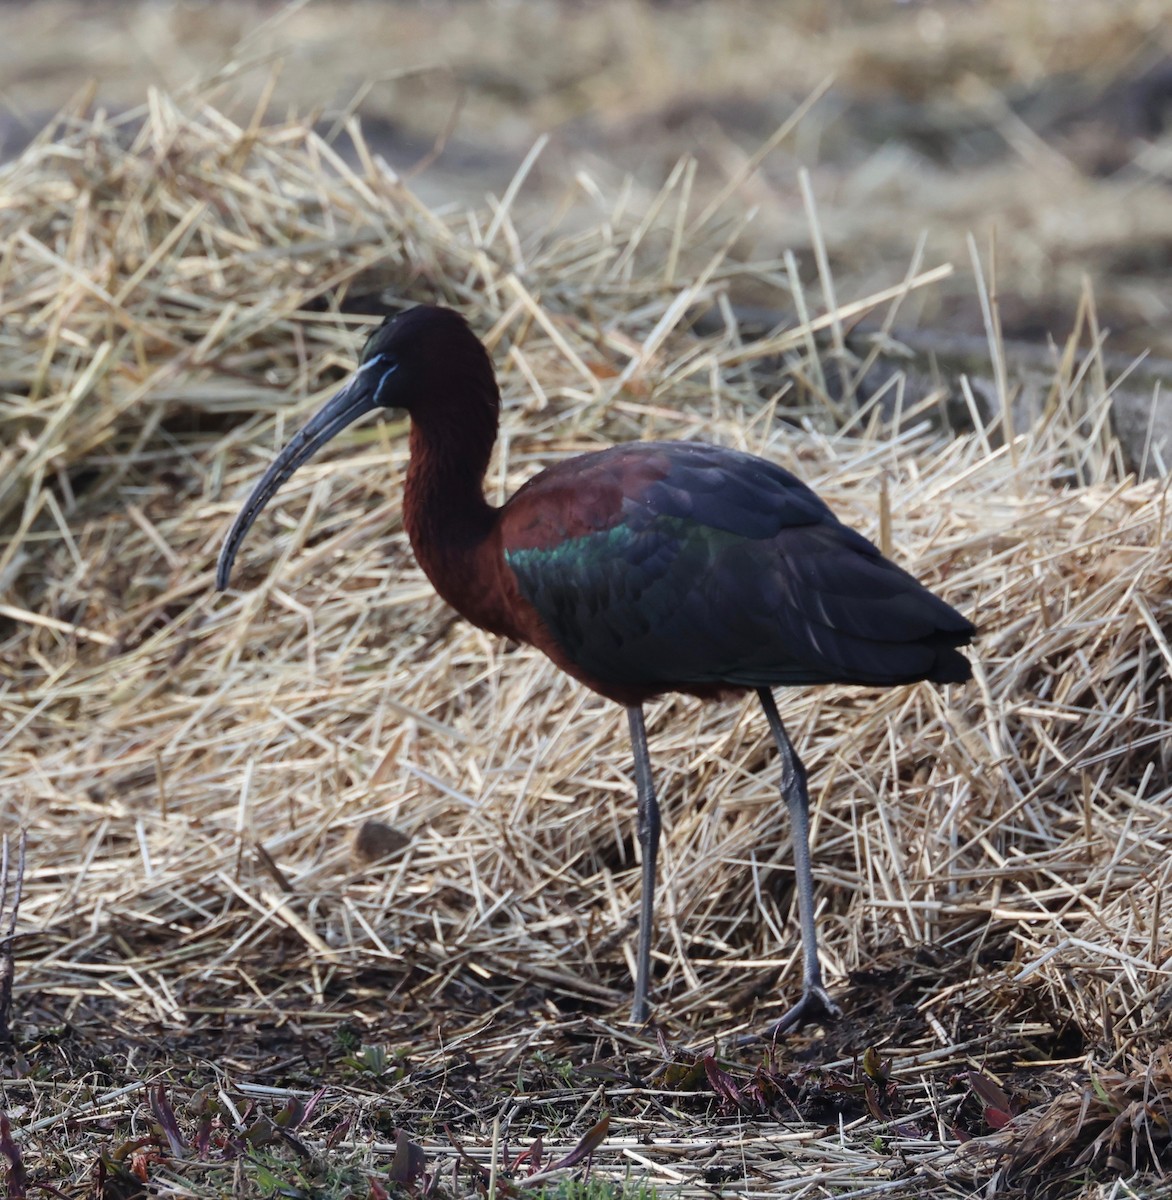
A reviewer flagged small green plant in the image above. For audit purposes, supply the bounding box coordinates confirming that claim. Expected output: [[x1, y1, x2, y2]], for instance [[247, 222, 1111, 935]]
[[338, 1041, 408, 1082], [332, 1024, 362, 1054], [531, 1049, 578, 1087], [246, 1145, 368, 1200], [532, 1177, 657, 1200], [347, 1043, 388, 1076]]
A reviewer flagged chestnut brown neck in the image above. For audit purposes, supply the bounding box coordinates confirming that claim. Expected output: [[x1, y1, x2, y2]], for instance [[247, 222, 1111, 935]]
[[401, 392, 510, 633]]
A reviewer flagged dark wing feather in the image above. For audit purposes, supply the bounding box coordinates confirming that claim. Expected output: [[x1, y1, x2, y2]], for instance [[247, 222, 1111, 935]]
[[502, 442, 973, 690]]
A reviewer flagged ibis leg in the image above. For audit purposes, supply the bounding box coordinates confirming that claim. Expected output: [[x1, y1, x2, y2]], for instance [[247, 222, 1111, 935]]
[[757, 688, 841, 1035], [627, 704, 660, 1024]]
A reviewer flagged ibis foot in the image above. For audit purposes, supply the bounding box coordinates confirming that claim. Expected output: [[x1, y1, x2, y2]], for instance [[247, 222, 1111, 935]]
[[729, 984, 842, 1048], [763, 983, 841, 1038]]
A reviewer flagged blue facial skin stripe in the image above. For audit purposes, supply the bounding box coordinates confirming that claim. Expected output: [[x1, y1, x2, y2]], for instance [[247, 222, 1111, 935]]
[[365, 357, 398, 406], [356, 352, 386, 376]]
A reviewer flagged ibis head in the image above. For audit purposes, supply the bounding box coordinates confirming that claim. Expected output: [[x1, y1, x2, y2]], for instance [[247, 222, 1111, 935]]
[[215, 305, 495, 590]]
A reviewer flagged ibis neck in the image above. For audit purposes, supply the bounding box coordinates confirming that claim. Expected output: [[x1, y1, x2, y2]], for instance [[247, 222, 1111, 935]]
[[402, 409, 501, 618]]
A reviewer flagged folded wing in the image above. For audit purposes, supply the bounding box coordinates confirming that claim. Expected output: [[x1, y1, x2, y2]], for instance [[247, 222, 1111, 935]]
[[502, 442, 973, 690]]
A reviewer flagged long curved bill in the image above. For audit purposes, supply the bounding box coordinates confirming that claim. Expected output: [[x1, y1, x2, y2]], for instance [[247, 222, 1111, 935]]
[[216, 363, 392, 589]]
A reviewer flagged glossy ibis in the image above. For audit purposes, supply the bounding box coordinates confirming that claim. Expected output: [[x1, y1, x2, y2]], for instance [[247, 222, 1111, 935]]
[[217, 305, 974, 1032]]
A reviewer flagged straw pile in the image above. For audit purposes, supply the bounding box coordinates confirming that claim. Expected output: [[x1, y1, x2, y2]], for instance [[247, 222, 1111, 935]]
[[0, 89, 1169, 1198]]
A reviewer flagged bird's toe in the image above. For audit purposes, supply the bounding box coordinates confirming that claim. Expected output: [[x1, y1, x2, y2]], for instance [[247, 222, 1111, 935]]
[[726, 984, 842, 1048]]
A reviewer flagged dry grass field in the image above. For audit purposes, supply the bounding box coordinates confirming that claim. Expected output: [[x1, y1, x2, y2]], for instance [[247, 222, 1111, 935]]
[[1, 2, 1171, 1197]]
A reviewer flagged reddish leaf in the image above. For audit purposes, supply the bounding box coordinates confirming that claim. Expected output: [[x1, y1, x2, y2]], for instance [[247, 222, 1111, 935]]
[[273, 1098, 303, 1128], [511, 1134, 543, 1175], [299, 1086, 329, 1128], [703, 1057, 745, 1109], [547, 1116, 609, 1172], [983, 1105, 1013, 1131], [149, 1085, 186, 1157], [243, 1114, 277, 1148], [966, 1070, 1014, 1129], [325, 1114, 354, 1150], [130, 1152, 150, 1183], [193, 1115, 212, 1157], [0, 1112, 26, 1200], [442, 1126, 489, 1181], [388, 1129, 427, 1188]]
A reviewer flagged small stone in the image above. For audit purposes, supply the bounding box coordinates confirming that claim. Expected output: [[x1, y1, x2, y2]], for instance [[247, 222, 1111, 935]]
[[352, 820, 410, 865]]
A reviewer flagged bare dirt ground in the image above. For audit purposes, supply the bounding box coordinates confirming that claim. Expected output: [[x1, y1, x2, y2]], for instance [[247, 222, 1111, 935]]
[[1, 2, 1171, 1197]]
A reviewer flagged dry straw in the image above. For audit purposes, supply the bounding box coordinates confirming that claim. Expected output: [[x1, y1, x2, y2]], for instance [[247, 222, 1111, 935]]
[[0, 85, 1170, 1195]]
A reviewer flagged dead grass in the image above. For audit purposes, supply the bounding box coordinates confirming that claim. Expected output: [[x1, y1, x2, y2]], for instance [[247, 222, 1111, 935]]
[[0, 80, 1169, 1199], [963, 1051, 1172, 1196]]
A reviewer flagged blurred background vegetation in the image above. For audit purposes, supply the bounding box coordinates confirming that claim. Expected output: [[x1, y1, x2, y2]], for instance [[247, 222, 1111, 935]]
[[4, 0, 1170, 356]]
